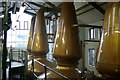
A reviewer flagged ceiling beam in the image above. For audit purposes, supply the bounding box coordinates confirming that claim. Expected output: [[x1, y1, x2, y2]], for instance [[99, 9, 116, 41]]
[[77, 2, 106, 16], [77, 7, 94, 16], [24, 2, 37, 13], [0, 7, 19, 15], [58, 3, 62, 8], [46, 7, 60, 12], [43, 1, 60, 19], [45, 2, 56, 8], [73, 24, 102, 28], [46, 12, 53, 18], [27, 2, 44, 8], [24, 10, 36, 16], [26, 7, 60, 13], [88, 2, 105, 15], [27, 2, 60, 13], [43, 0, 60, 11], [76, 4, 90, 12]]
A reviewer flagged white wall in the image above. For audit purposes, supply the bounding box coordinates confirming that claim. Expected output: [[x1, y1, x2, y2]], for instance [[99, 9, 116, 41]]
[[78, 20, 103, 75], [7, 12, 32, 48], [84, 41, 99, 75]]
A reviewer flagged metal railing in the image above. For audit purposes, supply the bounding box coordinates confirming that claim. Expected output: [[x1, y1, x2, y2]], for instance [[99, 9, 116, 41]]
[[32, 58, 71, 80], [8, 48, 28, 80]]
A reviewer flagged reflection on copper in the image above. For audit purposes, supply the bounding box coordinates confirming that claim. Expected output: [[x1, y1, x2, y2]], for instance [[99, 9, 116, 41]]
[[27, 58, 56, 76], [29, 9, 56, 75], [27, 16, 35, 52], [27, 16, 35, 73], [31, 9, 49, 57], [43, 2, 82, 79], [96, 2, 120, 78]]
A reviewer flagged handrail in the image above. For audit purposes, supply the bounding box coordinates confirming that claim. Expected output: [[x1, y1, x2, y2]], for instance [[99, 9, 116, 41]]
[[33, 59, 71, 80], [9, 49, 27, 61], [8, 49, 27, 80]]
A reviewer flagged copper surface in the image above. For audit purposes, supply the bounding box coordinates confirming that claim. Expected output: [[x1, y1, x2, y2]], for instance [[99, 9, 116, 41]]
[[27, 10, 49, 75], [96, 2, 120, 78], [46, 66, 82, 79], [27, 16, 35, 52], [53, 2, 82, 66], [46, 2, 82, 79], [27, 58, 57, 75], [31, 10, 49, 57]]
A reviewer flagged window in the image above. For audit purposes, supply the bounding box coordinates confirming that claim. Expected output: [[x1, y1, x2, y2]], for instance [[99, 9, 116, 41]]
[[88, 28, 101, 40], [7, 12, 32, 48], [24, 21, 29, 30], [98, 29, 102, 39], [89, 28, 95, 39], [88, 48, 95, 66], [46, 19, 57, 43], [16, 21, 20, 30], [46, 43, 54, 62], [7, 26, 29, 48]]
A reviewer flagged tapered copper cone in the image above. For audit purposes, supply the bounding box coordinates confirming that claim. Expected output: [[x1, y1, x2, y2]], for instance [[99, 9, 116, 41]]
[[96, 2, 120, 79], [27, 16, 35, 53], [31, 9, 49, 57], [40, 2, 82, 79], [27, 16, 35, 63], [29, 9, 56, 75], [54, 2, 81, 67]]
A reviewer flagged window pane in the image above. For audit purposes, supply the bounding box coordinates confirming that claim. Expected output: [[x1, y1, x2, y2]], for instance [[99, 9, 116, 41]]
[[24, 21, 28, 30], [88, 48, 95, 66], [91, 29, 94, 39], [89, 28, 95, 40]]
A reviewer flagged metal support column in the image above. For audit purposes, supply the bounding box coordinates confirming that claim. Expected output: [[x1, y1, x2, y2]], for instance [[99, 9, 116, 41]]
[[2, 1, 8, 80]]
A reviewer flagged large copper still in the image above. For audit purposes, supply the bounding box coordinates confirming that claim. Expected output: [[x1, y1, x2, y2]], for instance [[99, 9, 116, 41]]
[[96, 2, 120, 79], [27, 16, 35, 72], [39, 2, 83, 79], [31, 9, 49, 56], [27, 13, 48, 75], [29, 9, 56, 75]]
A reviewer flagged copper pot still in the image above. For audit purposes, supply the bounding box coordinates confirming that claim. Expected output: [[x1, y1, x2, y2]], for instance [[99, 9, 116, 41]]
[[31, 9, 49, 57], [27, 16, 35, 72], [44, 2, 82, 79], [96, 2, 120, 78], [28, 9, 50, 75]]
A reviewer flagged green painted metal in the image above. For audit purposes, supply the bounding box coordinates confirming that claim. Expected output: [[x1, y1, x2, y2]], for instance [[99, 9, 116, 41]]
[[2, 0, 8, 80]]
